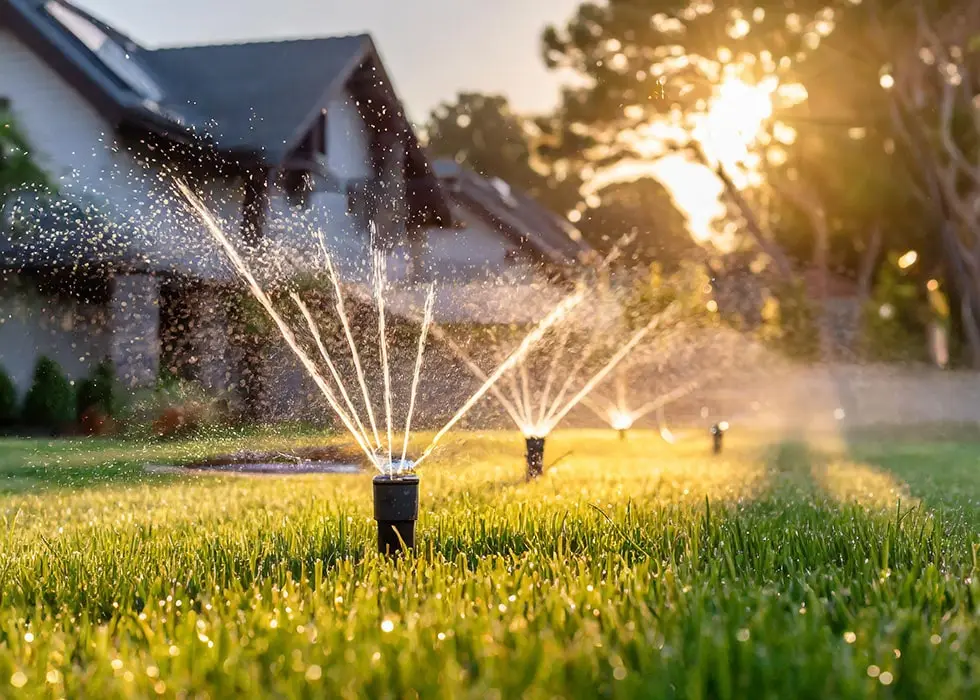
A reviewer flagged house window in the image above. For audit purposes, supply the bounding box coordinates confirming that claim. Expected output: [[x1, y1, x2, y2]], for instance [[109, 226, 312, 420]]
[[45, 1, 165, 104]]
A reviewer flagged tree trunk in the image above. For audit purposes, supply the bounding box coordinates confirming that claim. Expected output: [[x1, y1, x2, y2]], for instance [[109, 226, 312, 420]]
[[857, 223, 883, 301], [939, 220, 980, 367]]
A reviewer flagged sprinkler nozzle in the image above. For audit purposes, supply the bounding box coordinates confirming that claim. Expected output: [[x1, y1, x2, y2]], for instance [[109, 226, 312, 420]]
[[373, 473, 419, 556], [618, 428, 628, 441], [710, 421, 728, 454], [525, 436, 545, 480]]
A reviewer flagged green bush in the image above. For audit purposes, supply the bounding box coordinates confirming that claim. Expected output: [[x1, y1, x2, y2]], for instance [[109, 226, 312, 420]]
[[21, 356, 75, 432], [76, 358, 117, 417], [757, 281, 820, 361], [0, 364, 18, 428], [859, 255, 928, 363], [120, 377, 234, 439]]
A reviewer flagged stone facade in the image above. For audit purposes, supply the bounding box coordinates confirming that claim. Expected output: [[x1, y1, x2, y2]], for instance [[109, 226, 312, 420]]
[[185, 290, 237, 393], [109, 273, 160, 388]]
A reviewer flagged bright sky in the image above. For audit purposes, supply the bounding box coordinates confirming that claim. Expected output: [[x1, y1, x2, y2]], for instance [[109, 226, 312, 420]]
[[72, 0, 782, 242]]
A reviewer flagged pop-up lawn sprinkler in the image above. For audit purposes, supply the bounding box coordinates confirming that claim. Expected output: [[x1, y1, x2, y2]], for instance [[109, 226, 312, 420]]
[[525, 436, 546, 480], [373, 463, 419, 556], [711, 421, 729, 454], [610, 412, 634, 442]]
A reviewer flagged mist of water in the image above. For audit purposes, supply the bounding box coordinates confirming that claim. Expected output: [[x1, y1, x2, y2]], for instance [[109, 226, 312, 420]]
[[176, 178, 584, 474]]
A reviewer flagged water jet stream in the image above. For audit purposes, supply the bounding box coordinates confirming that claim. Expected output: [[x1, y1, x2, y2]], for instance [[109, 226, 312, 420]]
[[178, 178, 586, 475], [426, 326, 526, 426], [401, 285, 435, 463], [292, 294, 374, 450], [373, 250, 395, 463], [413, 287, 586, 467], [541, 304, 679, 433], [536, 321, 574, 425], [175, 180, 383, 470], [320, 245, 383, 450]]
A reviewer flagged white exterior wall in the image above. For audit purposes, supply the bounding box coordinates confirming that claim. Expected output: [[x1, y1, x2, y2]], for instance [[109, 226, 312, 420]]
[[0, 280, 110, 395], [419, 206, 537, 284], [267, 88, 377, 283], [0, 29, 243, 280], [325, 91, 373, 182]]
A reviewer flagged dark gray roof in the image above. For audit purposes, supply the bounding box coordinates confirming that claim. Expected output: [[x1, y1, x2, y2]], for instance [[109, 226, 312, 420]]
[[1, 1, 415, 164], [143, 36, 370, 159], [434, 159, 591, 267]]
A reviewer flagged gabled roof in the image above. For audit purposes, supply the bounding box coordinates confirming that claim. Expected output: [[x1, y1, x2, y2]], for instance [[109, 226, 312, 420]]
[[143, 36, 369, 159], [432, 159, 592, 268], [0, 0, 449, 223]]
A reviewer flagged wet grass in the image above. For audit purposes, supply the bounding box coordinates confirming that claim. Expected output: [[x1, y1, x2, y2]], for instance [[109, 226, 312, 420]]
[[0, 428, 976, 698]]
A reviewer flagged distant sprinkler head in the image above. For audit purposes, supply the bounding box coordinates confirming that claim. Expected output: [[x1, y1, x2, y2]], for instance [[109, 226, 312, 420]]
[[710, 422, 728, 454], [525, 436, 546, 480], [609, 412, 633, 441], [373, 470, 419, 556]]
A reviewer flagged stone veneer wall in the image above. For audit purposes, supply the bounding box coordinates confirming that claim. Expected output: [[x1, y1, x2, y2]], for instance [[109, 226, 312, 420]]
[[109, 273, 160, 388]]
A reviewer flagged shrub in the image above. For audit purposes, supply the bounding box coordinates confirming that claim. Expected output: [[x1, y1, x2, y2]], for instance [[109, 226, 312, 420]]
[[0, 364, 18, 428], [76, 358, 117, 417], [121, 377, 233, 439], [757, 282, 820, 361], [859, 255, 928, 363], [21, 356, 75, 433]]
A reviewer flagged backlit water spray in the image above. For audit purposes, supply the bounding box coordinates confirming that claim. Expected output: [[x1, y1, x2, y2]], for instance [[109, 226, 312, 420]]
[[176, 179, 584, 550], [436, 286, 680, 479]]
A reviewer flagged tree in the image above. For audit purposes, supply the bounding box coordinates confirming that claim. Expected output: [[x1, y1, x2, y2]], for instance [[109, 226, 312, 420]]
[[540, 0, 941, 358], [423, 92, 581, 216], [538, 0, 829, 280], [578, 177, 700, 269], [862, 0, 980, 365], [0, 104, 49, 205]]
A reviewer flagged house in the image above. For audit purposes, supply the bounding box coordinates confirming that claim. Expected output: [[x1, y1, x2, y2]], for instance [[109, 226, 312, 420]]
[[0, 0, 451, 398], [0, 0, 593, 421], [384, 159, 594, 325]]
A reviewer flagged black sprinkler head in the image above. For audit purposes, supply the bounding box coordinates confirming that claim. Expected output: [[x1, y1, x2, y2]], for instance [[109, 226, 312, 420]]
[[618, 428, 628, 441], [525, 436, 545, 480], [373, 473, 419, 556]]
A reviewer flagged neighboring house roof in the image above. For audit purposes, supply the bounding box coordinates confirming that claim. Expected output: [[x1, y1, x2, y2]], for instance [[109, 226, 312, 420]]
[[432, 159, 592, 269], [0, 0, 450, 222]]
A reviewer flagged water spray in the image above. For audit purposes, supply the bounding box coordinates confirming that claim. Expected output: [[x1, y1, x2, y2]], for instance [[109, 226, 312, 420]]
[[711, 421, 729, 454], [373, 461, 418, 555], [176, 180, 583, 556], [610, 412, 634, 441]]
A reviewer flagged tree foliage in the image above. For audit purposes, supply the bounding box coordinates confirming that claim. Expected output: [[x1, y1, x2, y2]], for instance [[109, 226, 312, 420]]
[[22, 356, 75, 433], [424, 92, 581, 215], [0, 106, 49, 201], [578, 177, 698, 268]]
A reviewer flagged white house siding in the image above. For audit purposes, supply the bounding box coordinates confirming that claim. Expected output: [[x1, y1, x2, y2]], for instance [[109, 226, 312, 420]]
[[325, 91, 373, 183], [0, 278, 110, 395], [0, 30, 244, 280], [419, 205, 538, 285], [265, 88, 379, 287], [0, 29, 247, 389]]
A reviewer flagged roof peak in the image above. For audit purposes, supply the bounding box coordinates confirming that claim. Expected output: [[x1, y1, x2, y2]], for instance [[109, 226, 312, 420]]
[[150, 33, 371, 53]]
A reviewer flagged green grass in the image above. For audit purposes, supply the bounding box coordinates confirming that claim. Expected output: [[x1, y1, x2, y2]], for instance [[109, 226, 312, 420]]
[[0, 428, 978, 698]]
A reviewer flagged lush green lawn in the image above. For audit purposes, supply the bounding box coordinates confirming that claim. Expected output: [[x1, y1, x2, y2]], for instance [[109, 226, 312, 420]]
[[0, 427, 978, 698]]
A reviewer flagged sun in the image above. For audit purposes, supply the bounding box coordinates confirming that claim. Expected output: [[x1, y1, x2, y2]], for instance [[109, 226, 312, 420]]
[[696, 76, 776, 173], [582, 74, 794, 246], [653, 76, 783, 244]]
